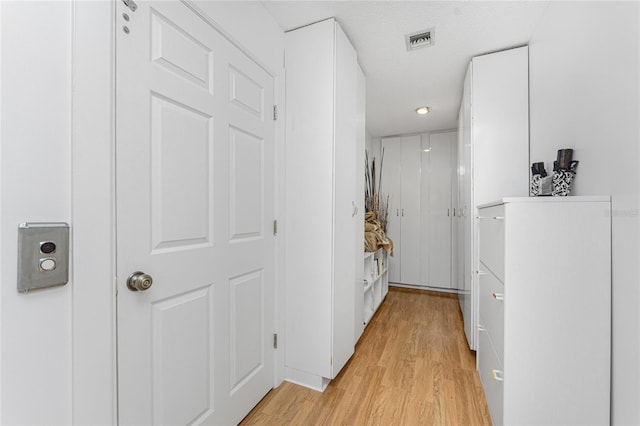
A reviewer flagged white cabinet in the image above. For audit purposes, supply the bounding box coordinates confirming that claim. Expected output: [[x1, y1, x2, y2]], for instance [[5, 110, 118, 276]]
[[380, 135, 421, 285], [284, 18, 361, 391], [456, 46, 529, 350], [380, 137, 401, 284], [382, 132, 460, 290], [423, 131, 459, 289], [477, 197, 611, 426]]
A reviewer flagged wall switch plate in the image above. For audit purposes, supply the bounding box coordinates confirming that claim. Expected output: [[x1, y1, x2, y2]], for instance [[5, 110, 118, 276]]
[[17, 222, 70, 293]]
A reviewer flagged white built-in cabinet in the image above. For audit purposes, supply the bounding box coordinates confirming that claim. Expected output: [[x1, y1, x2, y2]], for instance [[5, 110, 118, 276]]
[[477, 197, 611, 425], [284, 18, 363, 391], [381, 132, 460, 290], [424, 131, 457, 289], [456, 46, 530, 350], [381, 135, 421, 285]]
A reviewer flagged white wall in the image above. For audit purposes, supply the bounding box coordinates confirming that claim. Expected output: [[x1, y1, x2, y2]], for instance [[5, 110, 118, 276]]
[[0, 2, 73, 424], [529, 2, 640, 423], [1, 1, 285, 424], [365, 130, 374, 156], [196, 1, 284, 75]]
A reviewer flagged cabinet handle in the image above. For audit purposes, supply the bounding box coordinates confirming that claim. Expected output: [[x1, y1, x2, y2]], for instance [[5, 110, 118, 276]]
[[447, 208, 450, 217], [492, 292, 504, 301], [476, 324, 486, 331], [491, 369, 504, 382], [492, 216, 504, 221], [476, 270, 486, 276], [402, 209, 405, 216], [453, 207, 456, 217], [397, 209, 399, 216]]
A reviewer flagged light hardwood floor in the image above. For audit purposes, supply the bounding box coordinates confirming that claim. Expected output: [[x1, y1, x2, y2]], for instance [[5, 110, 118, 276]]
[[240, 287, 491, 425]]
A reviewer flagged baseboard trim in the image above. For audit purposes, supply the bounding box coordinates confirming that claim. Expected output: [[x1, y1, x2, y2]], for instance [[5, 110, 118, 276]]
[[389, 282, 463, 295]]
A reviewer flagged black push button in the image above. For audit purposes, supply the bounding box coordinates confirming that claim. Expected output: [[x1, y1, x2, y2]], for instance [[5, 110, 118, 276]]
[[40, 241, 57, 254]]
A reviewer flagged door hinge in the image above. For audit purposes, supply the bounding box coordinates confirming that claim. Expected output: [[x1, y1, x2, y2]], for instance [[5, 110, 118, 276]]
[[273, 105, 278, 121], [273, 333, 278, 349], [273, 219, 278, 236]]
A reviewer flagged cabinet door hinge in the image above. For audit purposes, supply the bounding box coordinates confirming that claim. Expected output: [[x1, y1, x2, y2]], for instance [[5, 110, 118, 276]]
[[273, 220, 278, 236], [273, 105, 278, 121], [273, 333, 278, 349]]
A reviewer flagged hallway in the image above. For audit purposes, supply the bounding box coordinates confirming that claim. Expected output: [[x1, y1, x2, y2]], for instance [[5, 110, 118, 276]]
[[241, 288, 491, 425]]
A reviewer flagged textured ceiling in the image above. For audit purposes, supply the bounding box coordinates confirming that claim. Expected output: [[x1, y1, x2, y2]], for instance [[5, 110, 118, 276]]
[[262, 1, 550, 137]]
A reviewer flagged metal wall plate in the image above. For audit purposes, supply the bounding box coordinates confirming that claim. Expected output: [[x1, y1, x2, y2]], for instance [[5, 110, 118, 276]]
[[17, 222, 70, 293]]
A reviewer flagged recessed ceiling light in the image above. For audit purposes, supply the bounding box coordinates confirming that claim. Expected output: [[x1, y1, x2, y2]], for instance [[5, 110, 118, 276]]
[[415, 106, 430, 115]]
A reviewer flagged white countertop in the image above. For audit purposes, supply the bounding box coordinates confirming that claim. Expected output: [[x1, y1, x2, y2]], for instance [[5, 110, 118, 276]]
[[477, 195, 611, 209]]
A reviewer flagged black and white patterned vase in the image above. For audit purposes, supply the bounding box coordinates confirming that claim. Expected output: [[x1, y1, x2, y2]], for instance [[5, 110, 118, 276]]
[[531, 174, 542, 196], [552, 170, 576, 196]]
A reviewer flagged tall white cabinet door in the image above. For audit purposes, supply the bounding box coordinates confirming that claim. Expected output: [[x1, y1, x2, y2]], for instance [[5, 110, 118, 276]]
[[459, 64, 474, 348], [284, 18, 360, 390], [450, 132, 459, 290], [399, 135, 421, 285], [456, 113, 465, 306], [284, 18, 334, 380], [332, 23, 357, 377], [354, 65, 366, 343], [427, 132, 453, 288], [420, 135, 430, 289], [472, 47, 529, 206], [381, 138, 402, 283]]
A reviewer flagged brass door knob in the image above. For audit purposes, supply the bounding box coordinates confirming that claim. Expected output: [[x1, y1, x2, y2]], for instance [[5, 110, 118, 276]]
[[127, 271, 153, 291]]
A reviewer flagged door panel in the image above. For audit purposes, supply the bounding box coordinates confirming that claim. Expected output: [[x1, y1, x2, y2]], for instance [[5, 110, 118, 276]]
[[332, 23, 357, 376], [399, 135, 421, 285], [151, 287, 214, 425], [229, 270, 264, 391], [427, 132, 452, 288], [229, 127, 264, 240], [150, 94, 213, 250], [380, 138, 401, 282], [116, 2, 275, 424]]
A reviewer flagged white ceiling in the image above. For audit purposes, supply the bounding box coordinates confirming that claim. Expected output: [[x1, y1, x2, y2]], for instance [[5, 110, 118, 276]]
[[262, 1, 550, 138]]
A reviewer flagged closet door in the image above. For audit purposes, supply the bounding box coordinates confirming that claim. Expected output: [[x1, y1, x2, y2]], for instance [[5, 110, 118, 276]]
[[332, 22, 357, 378], [427, 132, 453, 288], [420, 134, 430, 289], [460, 63, 475, 348], [450, 132, 458, 290], [456, 109, 466, 296], [381, 138, 402, 283], [399, 135, 421, 285], [353, 66, 366, 343], [472, 47, 529, 207]]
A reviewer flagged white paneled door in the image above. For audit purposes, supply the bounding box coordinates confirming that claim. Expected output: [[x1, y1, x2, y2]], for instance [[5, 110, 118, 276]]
[[115, 2, 275, 425]]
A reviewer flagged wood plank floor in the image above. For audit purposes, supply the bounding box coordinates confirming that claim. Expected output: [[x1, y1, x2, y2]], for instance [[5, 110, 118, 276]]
[[240, 287, 491, 425]]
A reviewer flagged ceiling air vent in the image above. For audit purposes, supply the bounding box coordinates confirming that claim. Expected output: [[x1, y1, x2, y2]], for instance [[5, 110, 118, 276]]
[[405, 28, 435, 52]]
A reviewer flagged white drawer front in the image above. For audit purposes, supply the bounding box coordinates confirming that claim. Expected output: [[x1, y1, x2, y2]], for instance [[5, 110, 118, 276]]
[[478, 262, 504, 361], [478, 204, 505, 282], [478, 323, 504, 426]]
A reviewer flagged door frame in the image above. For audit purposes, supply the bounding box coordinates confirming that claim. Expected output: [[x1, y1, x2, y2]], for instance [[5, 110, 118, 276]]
[[70, 2, 285, 424]]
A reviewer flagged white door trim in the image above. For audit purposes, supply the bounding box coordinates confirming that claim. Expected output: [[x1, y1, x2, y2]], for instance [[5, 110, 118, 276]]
[[71, 2, 284, 423], [70, 1, 117, 424]]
